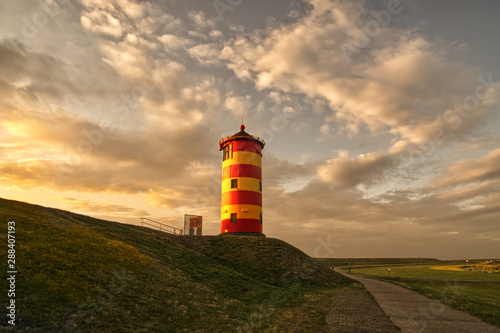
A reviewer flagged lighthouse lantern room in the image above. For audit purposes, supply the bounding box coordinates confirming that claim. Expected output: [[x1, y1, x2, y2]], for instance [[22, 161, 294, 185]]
[[219, 125, 265, 236]]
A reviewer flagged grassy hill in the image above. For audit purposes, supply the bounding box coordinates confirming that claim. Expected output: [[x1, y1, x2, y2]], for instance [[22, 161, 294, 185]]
[[0, 198, 351, 332]]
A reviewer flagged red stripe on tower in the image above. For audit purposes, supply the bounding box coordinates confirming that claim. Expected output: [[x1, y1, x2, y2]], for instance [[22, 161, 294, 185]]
[[221, 219, 262, 233], [223, 164, 262, 180], [231, 140, 262, 154], [221, 191, 262, 206]]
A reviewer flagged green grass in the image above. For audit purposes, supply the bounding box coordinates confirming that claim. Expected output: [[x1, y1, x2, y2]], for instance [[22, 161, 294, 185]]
[[255, 287, 342, 332], [316, 257, 442, 267], [384, 280, 500, 327], [340, 264, 500, 328], [344, 265, 500, 281], [0, 198, 352, 332]]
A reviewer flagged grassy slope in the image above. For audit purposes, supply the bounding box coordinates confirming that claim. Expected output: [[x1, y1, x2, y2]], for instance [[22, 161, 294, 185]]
[[0, 198, 351, 332]]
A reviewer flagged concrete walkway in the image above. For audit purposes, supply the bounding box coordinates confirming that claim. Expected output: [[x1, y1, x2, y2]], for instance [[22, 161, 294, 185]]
[[337, 270, 500, 333]]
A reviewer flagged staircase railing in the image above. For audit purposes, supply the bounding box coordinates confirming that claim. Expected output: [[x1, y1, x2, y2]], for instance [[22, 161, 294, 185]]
[[140, 218, 183, 235]]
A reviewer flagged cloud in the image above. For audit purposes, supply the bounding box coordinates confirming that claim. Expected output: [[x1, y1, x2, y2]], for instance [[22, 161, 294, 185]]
[[263, 154, 317, 187], [224, 95, 252, 116], [187, 10, 216, 31], [317, 150, 394, 188], [0, 39, 75, 103], [81, 10, 124, 38], [217, 0, 499, 153], [158, 34, 193, 52], [187, 43, 222, 65], [428, 148, 500, 190], [62, 197, 150, 216], [99, 36, 151, 78], [115, 0, 146, 19], [453, 136, 500, 155], [0, 105, 221, 192], [0, 38, 224, 201], [262, 175, 500, 257], [0, 38, 142, 117], [80, 0, 150, 38]]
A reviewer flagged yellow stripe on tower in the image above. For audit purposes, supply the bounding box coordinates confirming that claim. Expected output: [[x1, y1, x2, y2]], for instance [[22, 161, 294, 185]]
[[222, 151, 261, 169], [221, 204, 262, 221], [222, 177, 261, 193]]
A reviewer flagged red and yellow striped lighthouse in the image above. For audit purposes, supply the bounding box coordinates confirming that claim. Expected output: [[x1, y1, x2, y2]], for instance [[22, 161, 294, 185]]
[[219, 125, 265, 236]]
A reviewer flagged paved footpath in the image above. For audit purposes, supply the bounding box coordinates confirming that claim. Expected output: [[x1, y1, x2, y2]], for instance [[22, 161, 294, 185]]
[[327, 287, 400, 332], [337, 270, 500, 333]]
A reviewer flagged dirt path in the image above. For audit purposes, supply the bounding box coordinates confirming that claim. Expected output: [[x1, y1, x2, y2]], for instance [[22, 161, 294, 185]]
[[337, 270, 500, 333]]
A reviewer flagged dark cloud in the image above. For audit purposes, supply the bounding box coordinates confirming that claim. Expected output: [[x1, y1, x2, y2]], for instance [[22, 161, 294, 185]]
[[0, 39, 73, 102]]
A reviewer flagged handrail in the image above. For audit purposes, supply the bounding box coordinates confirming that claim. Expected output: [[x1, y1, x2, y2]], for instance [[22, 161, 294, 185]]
[[140, 218, 183, 235]]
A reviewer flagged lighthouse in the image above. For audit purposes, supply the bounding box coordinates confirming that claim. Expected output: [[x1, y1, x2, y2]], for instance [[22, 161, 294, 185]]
[[219, 124, 265, 236]]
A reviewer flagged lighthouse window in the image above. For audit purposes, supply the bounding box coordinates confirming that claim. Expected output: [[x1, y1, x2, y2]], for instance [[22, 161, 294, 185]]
[[231, 179, 238, 189], [223, 143, 233, 161], [259, 181, 262, 191], [230, 213, 237, 223], [260, 214, 263, 225]]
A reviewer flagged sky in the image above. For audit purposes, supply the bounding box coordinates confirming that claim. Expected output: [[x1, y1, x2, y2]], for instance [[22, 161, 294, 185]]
[[1, 0, 499, 259]]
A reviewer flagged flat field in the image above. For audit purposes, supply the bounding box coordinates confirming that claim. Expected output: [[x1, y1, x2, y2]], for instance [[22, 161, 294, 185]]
[[339, 263, 500, 327], [316, 257, 442, 267], [346, 264, 500, 281]]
